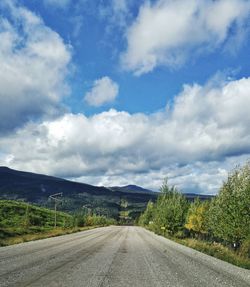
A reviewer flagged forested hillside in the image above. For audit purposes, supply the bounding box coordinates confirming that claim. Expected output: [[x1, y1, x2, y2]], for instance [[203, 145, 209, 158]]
[[0, 167, 158, 220], [0, 167, 212, 221]]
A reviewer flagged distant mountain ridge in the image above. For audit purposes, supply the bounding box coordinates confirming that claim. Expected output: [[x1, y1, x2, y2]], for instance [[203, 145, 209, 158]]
[[109, 184, 156, 194], [110, 184, 213, 200], [0, 167, 213, 220], [0, 166, 158, 220]]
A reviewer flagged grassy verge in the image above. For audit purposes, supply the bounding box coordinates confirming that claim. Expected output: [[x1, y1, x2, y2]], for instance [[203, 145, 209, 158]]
[[174, 237, 250, 269], [146, 227, 250, 269], [0, 226, 100, 247], [0, 200, 116, 247]]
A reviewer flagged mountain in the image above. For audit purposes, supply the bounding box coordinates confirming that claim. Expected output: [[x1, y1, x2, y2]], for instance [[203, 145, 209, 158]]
[[0, 167, 157, 220], [109, 185, 156, 194], [182, 193, 213, 201], [111, 185, 213, 200], [0, 167, 213, 221]]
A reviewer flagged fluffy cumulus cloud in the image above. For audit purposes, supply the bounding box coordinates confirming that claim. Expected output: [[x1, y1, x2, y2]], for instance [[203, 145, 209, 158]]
[[1, 76, 250, 194], [122, 0, 250, 75], [84, 77, 119, 107], [0, 0, 72, 132]]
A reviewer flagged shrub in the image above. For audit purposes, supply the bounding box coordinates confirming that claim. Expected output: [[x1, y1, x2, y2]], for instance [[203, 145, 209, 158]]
[[239, 237, 250, 258]]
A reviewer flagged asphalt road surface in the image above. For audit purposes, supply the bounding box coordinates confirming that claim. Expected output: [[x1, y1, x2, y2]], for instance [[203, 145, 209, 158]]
[[0, 226, 249, 287]]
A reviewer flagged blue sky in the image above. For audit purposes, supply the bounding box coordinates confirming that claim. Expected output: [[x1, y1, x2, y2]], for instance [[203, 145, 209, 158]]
[[18, 0, 250, 115], [0, 0, 250, 194]]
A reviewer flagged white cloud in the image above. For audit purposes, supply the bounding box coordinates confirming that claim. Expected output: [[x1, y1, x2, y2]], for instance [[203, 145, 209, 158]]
[[111, 0, 130, 27], [1, 76, 250, 194], [99, 0, 132, 33], [121, 0, 250, 75], [70, 15, 84, 39], [43, 0, 71, 8], [0, 0, 72, 132], [84, 77, 119, 107]]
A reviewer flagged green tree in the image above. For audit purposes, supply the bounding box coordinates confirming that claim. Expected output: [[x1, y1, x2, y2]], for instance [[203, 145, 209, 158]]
[[153, 180, 189, 235], [208, 163, 250, 246], [185, 198, 210, 238], [138, 201, 155, 226]]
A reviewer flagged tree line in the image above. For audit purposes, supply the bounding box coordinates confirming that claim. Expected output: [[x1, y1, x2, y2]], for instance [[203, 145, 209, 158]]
[[138, 162, 250, 257]]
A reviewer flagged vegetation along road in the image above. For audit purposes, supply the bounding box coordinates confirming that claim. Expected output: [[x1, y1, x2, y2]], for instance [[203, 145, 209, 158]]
[[0, 226, 249, 287]]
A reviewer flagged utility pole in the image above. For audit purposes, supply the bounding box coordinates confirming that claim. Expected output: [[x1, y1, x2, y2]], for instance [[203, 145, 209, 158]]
[[24, 203, 29, 228], [49, 193, 63, 228], [82, 205, 91, 215]]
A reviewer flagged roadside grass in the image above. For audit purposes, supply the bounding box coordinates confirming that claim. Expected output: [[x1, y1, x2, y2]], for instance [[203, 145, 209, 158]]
[[0, 200, 73, 229], [174, 237, 250, 269], [146, 227, 250, 269], [0, 200, 115, 247], [0, 226, 99, 247]]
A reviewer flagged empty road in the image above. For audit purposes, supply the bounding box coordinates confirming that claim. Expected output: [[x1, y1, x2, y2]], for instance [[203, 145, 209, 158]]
[[0, 226, 249, 287]]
